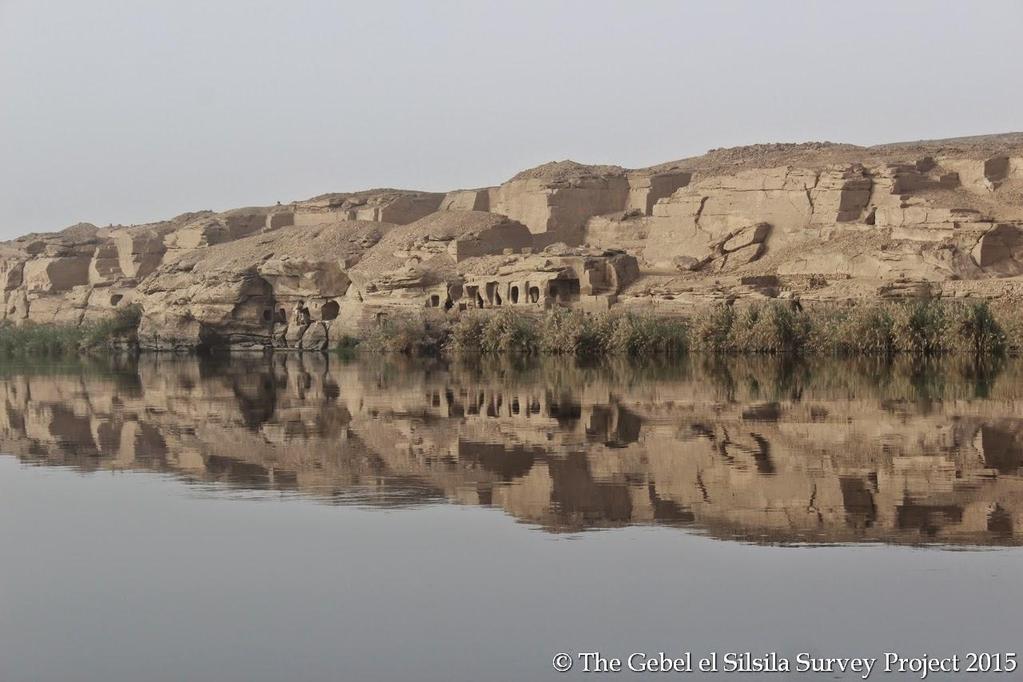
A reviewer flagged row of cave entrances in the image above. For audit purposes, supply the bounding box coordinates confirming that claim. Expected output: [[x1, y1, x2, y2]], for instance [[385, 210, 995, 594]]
[[254, 277, 585, 324], [426, 279, 581, 310], [262, 299, 341, 325]]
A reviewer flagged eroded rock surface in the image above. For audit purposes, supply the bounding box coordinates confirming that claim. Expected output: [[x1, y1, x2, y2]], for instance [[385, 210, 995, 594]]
[[3, 133, 1023, 349]]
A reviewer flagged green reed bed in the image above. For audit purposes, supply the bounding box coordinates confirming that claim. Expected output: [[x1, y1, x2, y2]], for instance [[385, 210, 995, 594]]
[[810, 300, 1007, 355], [358, 299, 1015, 358], [368, 308, 689, 356], [1, 299, 1014, 359], [0, 304, 141, 358]]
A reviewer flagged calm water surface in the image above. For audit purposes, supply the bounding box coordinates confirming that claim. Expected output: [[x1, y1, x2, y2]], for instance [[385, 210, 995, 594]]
[[1, 354, 1021, 681]]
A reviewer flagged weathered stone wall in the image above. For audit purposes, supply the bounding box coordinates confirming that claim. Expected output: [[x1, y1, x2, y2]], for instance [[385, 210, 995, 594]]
[[293, 191, 444, 227], [491, 174, 631, 244], [5, 135, 1023, 350], [447, 220, 532, 261], [440, 189, 490, 212], [626, 171, 692, 216]]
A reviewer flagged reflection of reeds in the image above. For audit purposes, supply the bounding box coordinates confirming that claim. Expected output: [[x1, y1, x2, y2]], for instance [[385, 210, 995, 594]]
[[347, 352, 1022, 406]]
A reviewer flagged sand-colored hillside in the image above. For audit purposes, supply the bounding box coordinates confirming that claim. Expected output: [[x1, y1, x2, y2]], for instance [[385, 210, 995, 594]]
[[2, 132, 1022, 350]]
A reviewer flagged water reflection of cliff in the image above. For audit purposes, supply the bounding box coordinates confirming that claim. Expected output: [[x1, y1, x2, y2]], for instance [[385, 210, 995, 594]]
[[2, 354, 1022, 546]]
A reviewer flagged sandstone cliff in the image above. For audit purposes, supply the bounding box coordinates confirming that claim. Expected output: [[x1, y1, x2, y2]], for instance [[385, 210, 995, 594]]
[[4, 133, 1023, 350]]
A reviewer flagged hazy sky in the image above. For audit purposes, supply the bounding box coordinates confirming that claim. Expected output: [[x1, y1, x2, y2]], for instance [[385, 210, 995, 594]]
[[1, 0, 1021, 238]]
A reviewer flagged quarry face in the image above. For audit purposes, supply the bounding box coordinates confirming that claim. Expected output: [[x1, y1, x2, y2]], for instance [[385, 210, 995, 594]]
[[4, 133, 1023, 351]]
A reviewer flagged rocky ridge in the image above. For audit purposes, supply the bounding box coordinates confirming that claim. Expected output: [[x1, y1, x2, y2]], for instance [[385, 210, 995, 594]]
[[3, 132, 1023, 351]]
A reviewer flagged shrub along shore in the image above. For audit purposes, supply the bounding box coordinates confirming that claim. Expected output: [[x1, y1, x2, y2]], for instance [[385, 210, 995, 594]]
[[0, 300, 1017, 358], [0, 305, 141, 357], [361, 299, 1014, 357]]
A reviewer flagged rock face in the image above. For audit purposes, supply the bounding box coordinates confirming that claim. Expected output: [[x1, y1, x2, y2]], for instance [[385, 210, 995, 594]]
[[293, 189, 443, 227], [136, 221, 389, 350], [3, 132, 1023, 350]]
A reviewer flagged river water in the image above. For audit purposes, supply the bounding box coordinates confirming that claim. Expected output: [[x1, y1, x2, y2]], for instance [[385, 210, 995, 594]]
[[0, 354, 1020, 681]]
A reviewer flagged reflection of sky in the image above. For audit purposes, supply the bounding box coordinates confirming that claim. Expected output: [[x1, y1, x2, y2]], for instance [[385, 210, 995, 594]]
[[1, 458, 1019, 682]]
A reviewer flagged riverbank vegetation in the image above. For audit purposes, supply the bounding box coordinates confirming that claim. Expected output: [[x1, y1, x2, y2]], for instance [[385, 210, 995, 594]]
[[359, 299, 1015, 358], [0, 305, 141, 357], [0, 300, 1016, 359]]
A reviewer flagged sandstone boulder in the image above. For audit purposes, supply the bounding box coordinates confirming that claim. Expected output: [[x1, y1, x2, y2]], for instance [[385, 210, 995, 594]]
[[722, 223, 771, 252], [300, 322, 329, 351], [725, 242, 766, 267], [971, 224, 1022, 268], [878, 280, 933, 299], [285, 321, 310, 346]]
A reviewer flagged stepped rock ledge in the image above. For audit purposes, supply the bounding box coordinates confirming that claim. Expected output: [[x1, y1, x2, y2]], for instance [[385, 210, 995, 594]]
[[5, 133, 1023, 351]]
